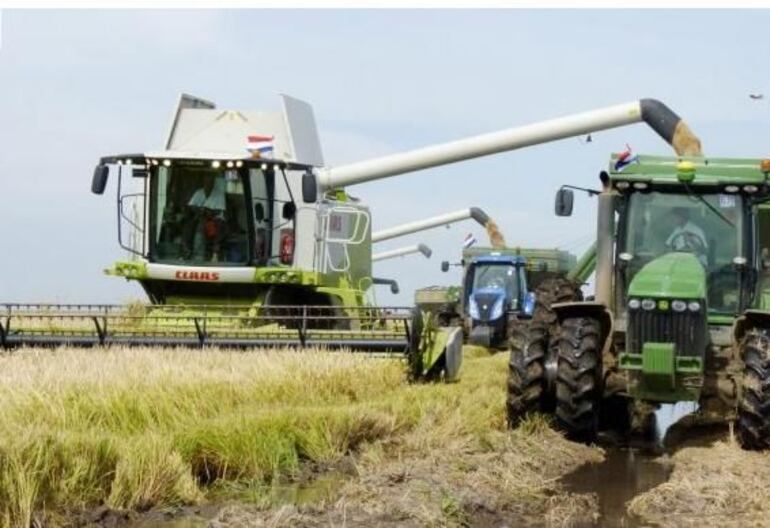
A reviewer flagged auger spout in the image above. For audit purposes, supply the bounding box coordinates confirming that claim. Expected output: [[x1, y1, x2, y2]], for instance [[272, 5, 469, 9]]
[[316, 99, 702, 192]]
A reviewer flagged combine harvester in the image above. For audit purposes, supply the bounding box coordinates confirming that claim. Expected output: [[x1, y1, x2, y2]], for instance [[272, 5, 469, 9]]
[[0, 95, 700, 381]]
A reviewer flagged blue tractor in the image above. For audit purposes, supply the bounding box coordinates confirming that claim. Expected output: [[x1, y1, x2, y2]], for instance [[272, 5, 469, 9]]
[[460, 254, 534, 348], [432, 247, 578, 349]]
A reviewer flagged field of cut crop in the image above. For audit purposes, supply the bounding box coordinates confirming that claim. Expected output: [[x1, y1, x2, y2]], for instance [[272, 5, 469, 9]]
[[0, 346, 603, 527]]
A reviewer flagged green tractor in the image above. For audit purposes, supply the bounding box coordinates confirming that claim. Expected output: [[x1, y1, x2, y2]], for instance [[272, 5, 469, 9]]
[[507, 154, 770, 449]]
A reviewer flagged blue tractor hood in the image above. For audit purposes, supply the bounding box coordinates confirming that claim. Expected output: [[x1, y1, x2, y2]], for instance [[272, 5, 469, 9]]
[[469, 286, 507, 322]]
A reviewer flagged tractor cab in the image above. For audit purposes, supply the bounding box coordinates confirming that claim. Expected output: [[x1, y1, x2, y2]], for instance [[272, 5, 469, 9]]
[[461, 254, 531, 347]]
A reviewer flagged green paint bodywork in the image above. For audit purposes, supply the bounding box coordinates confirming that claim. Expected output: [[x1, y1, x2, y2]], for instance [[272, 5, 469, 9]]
[[609, 155, 770, 186], [627, 253, 707, 300]]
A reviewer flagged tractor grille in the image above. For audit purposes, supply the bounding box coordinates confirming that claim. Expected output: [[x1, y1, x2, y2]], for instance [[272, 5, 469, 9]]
[[473, 293, 500, 321], [627, 304, 706, 357]]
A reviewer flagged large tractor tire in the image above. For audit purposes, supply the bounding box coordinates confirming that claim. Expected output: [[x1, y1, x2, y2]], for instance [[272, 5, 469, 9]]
[[555, 316, 603, 441], [506, 278, 582, 427], [506, 319, 543, 427], [737, 328, 770, 450]]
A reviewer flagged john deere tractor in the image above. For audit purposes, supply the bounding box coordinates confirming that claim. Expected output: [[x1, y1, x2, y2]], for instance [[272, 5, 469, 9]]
[[508, 154, 770, 450]]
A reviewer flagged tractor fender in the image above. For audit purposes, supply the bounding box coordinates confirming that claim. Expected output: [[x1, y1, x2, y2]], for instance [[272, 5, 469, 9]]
[[733, 309, 770, 343], [552, 301, 614, 356]]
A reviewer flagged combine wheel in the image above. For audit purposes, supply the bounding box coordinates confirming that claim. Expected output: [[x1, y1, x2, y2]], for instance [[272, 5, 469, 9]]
[[737, 328, 770, 450], [506, 321, 547, 427], [555, 316, 602, 441], [407, 309, 425, 381]]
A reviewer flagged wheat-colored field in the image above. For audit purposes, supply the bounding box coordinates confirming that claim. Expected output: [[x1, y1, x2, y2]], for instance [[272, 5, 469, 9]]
[[0, 346, 600, 527]]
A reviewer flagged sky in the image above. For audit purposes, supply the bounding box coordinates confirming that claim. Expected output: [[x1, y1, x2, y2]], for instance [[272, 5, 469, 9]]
[[1, 9, 769, 305]]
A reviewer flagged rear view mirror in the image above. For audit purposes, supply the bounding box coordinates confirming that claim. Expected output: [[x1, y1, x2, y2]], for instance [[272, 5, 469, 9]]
[[555, 188, 574, 217], [91, 165, 109, 195], [302, 171, 318, 203], [441, 261, 450, 272]]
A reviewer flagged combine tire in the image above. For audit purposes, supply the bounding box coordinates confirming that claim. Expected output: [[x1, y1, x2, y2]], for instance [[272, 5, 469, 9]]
[[738, 328, 770, 450], [506, 322, 546, 427], [407, 309, 425, 381], [555, 316, 603, 441]]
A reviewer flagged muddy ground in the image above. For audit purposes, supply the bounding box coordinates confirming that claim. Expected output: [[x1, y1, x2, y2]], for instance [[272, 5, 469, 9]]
[[88, 413, 770, 528]]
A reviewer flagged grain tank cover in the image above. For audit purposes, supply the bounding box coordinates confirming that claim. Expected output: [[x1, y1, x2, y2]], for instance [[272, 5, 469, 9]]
[[164, 93, 325, 166]]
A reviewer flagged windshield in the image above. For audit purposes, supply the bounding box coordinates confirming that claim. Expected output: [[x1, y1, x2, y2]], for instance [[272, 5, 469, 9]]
[[151, 165, 271, 266], [622, 191, 744, 314], [472, 263, 520, 300]]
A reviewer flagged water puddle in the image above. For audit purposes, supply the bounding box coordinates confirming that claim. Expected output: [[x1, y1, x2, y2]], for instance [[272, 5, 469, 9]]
[[561, 402, 731, 527], [561, 447, 671, 528], [258, 471, 346, 506], [124, 472, 347, 528]]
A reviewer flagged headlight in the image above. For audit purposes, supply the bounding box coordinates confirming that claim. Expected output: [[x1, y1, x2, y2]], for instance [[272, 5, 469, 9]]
[[628, 298, 641, 310], [641, 299, 656, 311], [688, 301, 701, 312], [672, 300, 687, 312], [490, 297, 504, 320], [468, 297, 480, 319]]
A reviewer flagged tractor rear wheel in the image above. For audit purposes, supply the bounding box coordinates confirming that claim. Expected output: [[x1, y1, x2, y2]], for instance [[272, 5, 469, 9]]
[[737, 328, 770, 450], [555, 316, 603, 441], [506, 319, 544, 427]]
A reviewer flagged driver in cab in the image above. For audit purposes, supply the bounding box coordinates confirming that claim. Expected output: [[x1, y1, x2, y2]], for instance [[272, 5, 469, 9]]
[[666, 207, 708, 263], [184, 174, 227, 261]]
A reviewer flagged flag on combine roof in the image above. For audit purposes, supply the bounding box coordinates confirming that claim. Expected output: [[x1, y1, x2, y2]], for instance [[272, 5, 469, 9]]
[[247, 135, 275, 158], [463, 233, 477, 249], [614, 143, 638, 171]]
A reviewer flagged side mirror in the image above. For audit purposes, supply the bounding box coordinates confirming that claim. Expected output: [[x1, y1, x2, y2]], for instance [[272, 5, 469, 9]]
[[555, 188, 574, 217], [282, 202, 297, 220], [302, 171, 318, 203], [254, 203, 265, 222], [522, 291, 536, 317], [91, 165, 109, 195], [390, 281, 400, 295], [441, 261, 450, 272]]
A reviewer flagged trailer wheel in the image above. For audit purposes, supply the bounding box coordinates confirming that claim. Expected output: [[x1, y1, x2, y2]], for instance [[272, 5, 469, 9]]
[[737, 328, 770, 450], [555, 316, 602, 441], [506, 321, 546, 428]]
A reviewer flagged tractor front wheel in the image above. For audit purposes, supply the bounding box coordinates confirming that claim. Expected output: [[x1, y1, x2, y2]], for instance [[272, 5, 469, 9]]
[[738, 328, 770, 450], [555, 316, 603, 441]]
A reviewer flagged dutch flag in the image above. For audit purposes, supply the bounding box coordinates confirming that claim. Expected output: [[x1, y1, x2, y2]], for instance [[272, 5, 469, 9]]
[[614, 143, 638, 171], [463, 233, 477, 249], [247, 135, 275, 158]]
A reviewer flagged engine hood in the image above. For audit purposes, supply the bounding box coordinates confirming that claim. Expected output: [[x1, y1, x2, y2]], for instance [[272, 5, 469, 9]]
[[628, 252, 706, 300]]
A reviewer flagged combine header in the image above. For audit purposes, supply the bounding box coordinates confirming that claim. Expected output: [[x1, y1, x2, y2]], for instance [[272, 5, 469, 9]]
[[1, 95, 699, 381]]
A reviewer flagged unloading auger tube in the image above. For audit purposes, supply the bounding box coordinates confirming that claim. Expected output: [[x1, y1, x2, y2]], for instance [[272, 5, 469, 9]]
[[372, 208, 490, 243], [305, 99, 701, 196], [372, 243, 432, 262]]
